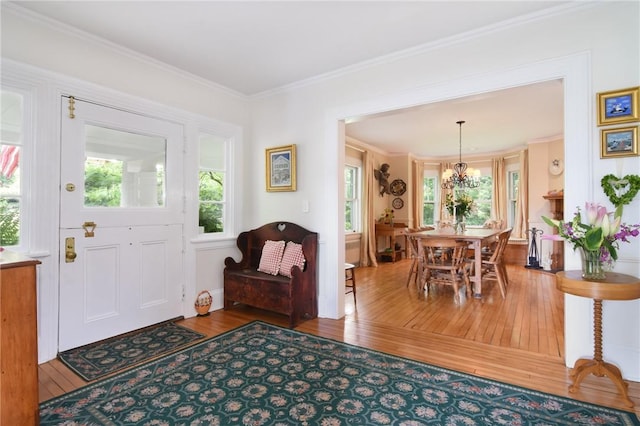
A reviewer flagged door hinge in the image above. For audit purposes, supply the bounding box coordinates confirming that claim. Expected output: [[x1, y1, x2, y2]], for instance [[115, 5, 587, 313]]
[[182, 284, 186, 302], [68, 96, 76, 119]]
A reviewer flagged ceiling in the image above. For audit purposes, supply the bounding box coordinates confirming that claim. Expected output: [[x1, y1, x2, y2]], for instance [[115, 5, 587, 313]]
[[7, 1, 570, 157]]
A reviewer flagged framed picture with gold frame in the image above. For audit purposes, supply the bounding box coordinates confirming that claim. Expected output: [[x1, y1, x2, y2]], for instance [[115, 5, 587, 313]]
[[265, 144, 297, 192], [600, 126, 638, 158], [597, 86, 639, 126]]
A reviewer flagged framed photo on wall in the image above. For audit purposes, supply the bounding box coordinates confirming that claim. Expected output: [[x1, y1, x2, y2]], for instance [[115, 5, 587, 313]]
[[597, 86, 639, 126], [266, 144, 297, 192], [600, 126, 638, 158]]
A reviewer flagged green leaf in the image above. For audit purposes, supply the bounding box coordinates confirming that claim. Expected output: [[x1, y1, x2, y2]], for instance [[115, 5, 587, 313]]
[[603, 239, 618, 261], [541, 216, 559, 228], [583, 227, 604, 251]]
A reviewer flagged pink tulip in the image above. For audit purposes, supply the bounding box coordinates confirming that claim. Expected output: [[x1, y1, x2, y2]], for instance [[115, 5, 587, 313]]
[[584, 202, 606, 226], [605, 213, 621, 237], [600, 212, 611, 237]]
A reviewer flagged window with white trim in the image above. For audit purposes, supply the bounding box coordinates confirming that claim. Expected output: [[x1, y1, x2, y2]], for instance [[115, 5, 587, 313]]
[[507, 168, 520, 228], [462, 176, 493, 226], [345, 160, 362, 232], [422, 175, 437, 226], [198, 133, 227, 234], [0, 89, 26, 248]]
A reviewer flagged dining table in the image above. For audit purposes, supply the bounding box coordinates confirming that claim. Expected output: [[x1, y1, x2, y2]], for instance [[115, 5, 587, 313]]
[[408, 228, 502, 298]]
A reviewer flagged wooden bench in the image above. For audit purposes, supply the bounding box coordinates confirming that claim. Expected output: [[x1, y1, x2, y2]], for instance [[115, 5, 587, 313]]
[[223, 222, 318, 327]]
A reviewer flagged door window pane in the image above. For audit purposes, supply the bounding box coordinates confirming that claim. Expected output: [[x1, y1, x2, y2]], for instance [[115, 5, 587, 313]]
[[84, 125, 166, 207]]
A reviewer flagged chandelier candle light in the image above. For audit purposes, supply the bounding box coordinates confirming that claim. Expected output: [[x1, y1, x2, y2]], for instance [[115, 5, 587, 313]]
[[441, 120, 481, 189]]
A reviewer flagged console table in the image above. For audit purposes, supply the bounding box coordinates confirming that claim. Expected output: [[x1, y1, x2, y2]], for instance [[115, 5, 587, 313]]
[[375, 223, 407, 262], [556, 270, 640, 408]]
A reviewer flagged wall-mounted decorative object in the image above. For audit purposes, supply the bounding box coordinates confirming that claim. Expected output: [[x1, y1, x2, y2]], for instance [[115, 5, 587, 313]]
[[600, 174, 640, 208], [549, 159, 564, 176], [600, 126, 638, 158], [266, 144, 297, 192], [392, 197, 404, 209], [597, 86, 639, 126], [374, 163, 391, 196], [390, 179, 407, 196]]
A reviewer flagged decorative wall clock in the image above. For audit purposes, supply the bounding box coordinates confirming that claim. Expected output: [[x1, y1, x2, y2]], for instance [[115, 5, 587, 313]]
[[390, 179, 407, 196], [392, 197, 404, 209]]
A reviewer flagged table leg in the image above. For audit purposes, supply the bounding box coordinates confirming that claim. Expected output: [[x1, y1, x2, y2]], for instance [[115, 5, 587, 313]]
[[568, 299, 634, 407], [473, 240, 482, 298]]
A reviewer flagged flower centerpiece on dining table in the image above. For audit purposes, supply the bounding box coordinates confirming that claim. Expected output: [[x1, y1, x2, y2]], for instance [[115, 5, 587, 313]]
[[446, 192, 475, 220], [446, 192, 475, 233], [542, 202, 640, 280]]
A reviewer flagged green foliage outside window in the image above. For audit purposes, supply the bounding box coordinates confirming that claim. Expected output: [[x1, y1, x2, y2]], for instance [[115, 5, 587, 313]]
[[345, 166, 357, 231], [199, 171, 224, 233], [0, 163, 20, 246], [459, 176, 493, 226], [422, 177, 436, 225], [0, 198, 19, 246], [84, 159, 122, 206]]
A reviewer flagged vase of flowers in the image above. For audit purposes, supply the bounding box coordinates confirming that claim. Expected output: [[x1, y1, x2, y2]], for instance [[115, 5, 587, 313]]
[[446, 192, 475, 233], [542, 202, 640, 280], [579, 247, 605, 280]]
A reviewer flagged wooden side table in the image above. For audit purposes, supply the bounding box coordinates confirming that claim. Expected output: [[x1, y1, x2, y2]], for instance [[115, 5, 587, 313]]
[[556, 270, 640, 408]]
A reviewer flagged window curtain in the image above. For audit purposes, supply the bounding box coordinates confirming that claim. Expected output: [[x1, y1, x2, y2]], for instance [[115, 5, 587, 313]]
[[439, 162, 453, 222], [360, 150, 378, 267], [513, 150, 529, 238], [491, 157, 507, 226], [411, 160, 424, 228]]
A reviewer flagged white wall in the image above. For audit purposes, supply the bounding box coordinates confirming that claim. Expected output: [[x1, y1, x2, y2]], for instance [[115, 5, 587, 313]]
[[2, 2, 639, 378], [249, 2, 640, 379], [2, 6, 250, 362]]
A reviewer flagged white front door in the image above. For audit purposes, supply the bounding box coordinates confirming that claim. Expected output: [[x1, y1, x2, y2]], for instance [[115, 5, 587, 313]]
[[59, 97, 184, 351]]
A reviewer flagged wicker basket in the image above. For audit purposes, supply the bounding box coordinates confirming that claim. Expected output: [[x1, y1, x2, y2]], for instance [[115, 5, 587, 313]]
[[194, 290, 212, 315]]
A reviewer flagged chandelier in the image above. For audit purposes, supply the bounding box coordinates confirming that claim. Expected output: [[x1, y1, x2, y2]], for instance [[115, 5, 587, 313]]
[[441, 120, 480, 189]]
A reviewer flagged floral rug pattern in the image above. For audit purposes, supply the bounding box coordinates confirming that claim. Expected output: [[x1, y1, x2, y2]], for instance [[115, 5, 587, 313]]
[[58, 322, 205, 381], [42, 321, 639, 425]]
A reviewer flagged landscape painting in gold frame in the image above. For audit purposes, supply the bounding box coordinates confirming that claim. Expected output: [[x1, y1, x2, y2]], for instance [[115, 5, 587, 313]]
[[597, 86, 639, 126], [265, 144, 297, 192], [600, 126, 638, 158]]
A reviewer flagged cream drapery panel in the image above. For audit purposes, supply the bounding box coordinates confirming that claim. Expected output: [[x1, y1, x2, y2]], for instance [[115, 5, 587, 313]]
[[411, 160, 424, 228], [491, 157, 507, 225], [360, 150, 378, 267], [513, 150, 529, 239], [439, 162, 453, 221]]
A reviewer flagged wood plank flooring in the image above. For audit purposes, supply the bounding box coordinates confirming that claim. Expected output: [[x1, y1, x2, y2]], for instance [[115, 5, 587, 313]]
[[39, 260, 640, 418]]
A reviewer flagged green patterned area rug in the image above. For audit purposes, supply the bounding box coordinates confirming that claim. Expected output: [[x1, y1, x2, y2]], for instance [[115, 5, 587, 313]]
[[42, 321, 639, 425], [58, 322, 205, 381]]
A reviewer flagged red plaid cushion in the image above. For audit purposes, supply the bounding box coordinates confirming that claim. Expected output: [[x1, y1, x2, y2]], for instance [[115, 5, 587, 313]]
[[278, 241, 306, 278], [257, 240, 285, 275]]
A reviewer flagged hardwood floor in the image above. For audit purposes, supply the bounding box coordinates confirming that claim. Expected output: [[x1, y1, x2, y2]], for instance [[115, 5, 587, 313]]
[[39, 260, 640, 418]]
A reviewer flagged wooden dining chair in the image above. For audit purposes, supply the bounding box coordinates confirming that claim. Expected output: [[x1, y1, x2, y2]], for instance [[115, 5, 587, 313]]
[[480, 228, 512, 298], [421, 238, 470, 302], [405, 231, 422, 289]]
